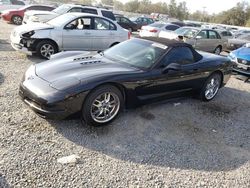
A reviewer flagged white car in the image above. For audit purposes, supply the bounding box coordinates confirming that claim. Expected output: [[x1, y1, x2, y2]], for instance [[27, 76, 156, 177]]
[[22, 4, 116, 24], [10, 13, 130, 58], [0, 0, 26, 13], [159, 27, 199, 40], [139, 22, 179, 37]]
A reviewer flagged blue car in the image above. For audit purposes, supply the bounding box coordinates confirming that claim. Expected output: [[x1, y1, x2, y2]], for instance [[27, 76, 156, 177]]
[[228, 43, 250, 76]]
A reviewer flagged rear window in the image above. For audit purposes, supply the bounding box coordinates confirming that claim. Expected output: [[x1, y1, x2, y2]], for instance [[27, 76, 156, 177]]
[[101, 10, 115, 21], [165, 25, 179, 31], [82, 8, 97, 15], [150, 23, 165, 28]]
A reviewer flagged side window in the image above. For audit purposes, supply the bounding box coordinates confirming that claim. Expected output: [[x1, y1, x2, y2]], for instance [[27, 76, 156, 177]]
[[101, 10, 115, 21], [94, 18, 116, 30], [65, 18, 92, 30], [82, 8, 97, 15], [197, 30, 208, 39], [208, 31, 218, 39], [115, 17, 120, 22], [162, 47, 194, 66], [68, 7, 82, 13], [220, 31, 227, 36], [121, 17, 130, 23], [227, 31, 232, 36]]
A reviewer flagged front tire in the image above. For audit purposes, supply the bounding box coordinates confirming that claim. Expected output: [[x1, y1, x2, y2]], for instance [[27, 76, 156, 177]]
[[200, 73, 222, 101], [81, 85, 124, 126], [36, 40, 58, 59], [11, 15, 22, 25]]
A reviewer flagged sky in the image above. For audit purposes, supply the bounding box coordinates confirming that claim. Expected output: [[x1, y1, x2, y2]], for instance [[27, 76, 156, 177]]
[[118, 0, 246, 14]]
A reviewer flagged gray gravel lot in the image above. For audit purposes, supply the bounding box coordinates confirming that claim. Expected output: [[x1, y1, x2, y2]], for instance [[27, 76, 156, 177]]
[[0, 20, 250, 187]]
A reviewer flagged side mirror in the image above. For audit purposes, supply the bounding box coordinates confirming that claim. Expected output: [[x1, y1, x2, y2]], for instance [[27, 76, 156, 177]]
[[196, 36, 202, 39], [162, 63, 181, 74], [65, 24, 75, 30]]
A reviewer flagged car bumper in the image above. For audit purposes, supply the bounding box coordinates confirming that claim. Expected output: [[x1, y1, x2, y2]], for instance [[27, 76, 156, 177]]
[[10, 32, 34, 55], [233, 67, 250, 76], [19, 78, 88, 119]]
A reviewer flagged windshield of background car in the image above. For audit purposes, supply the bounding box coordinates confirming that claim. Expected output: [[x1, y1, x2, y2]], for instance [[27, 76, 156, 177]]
[[47, 13, 76, 27], [103, 39, 167, 69], [175, 27, 199, 38], [52, 4, 71, 14]]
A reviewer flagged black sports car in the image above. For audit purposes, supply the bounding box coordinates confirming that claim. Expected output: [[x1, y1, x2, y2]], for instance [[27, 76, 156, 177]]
[[19, 37, 233, 126]]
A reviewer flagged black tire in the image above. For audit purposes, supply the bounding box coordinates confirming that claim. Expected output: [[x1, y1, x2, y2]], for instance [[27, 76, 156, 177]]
[[110, 42, 119, 48], [214, 46, 222, 55], [200, 73, 222, 101], [11, 15, 22, 25], [36, 40, 58, 59], [81, 85, 124, 126]]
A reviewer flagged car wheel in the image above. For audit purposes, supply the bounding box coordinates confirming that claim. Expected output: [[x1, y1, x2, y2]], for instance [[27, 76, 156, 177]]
[[36, 40, 58, 59], [81, 85, 124, 126], [11, 15, 22, 25], [214, 46, 221, 55], [200, 73, 222, 101]]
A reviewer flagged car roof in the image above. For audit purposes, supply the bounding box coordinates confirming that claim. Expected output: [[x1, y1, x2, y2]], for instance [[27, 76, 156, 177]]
[[66, 4, 112, 11], [64, 12, 112, 19], [138, 37, 193, 48]]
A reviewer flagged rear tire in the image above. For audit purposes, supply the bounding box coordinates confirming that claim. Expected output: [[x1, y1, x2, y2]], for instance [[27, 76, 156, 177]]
[[11, 15, 22, 25], [200, 73, 222, 101], [81, 85, 124, 126], [214, 46, 222, 55], [36, 40, 58, 59]]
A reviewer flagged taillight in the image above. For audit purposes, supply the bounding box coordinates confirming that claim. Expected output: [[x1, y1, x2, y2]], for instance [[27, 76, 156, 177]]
[[128, 32, 131, 39], [149, 29, 158, 33]]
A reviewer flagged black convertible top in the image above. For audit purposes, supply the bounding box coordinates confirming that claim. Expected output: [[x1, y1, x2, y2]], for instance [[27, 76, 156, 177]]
[[137, 37, 203, 62]]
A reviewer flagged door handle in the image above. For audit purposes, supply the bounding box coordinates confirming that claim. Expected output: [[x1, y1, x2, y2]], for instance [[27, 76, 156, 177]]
[[85, 32, 91, 35], [109, 33, 115, 35], [136, 80, 151, 85]]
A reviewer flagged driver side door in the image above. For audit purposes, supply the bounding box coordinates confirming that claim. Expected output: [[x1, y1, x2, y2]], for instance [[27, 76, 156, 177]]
[[62, 17, 93, 51]]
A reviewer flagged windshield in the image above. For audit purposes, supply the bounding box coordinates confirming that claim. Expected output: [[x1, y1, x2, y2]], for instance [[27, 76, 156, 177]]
[[52, 4, 71, 14], [103, 39, 167, 69], [47, 13, 76, 26], [175, 27, 199, 38]]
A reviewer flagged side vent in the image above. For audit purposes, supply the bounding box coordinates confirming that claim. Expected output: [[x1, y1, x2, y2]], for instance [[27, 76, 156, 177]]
[[80, 60, 103, 65], [73, 56, 93, 61]]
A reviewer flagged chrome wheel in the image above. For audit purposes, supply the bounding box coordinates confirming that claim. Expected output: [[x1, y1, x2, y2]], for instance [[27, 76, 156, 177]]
[[91, 92, 120, 123], [214, 47, 221, 55], [204, 77, 220, 100], [13, 16, 22, 25], [40, 44, 55, 58]]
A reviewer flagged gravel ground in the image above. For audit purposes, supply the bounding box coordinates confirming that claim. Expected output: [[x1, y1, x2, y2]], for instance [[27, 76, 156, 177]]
[[0, 20, 250, 187]]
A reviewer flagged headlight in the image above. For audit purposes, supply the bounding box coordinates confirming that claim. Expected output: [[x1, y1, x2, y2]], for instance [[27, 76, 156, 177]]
[[30, 16, 39, 22], [25, 65, 35, 80], [22, 30, 35, 38], [50, 77, 80, 90]]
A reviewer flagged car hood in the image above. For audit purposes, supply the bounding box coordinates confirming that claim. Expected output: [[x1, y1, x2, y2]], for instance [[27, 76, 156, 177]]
[[35, 54, 140, 84], [232, 47, 250, 61], [14, 22, 53, 35], [25, 10, 58, 16]]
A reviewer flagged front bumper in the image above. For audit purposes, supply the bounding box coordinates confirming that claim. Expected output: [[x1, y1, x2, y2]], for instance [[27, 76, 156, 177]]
[[19, 76, 88, 120]]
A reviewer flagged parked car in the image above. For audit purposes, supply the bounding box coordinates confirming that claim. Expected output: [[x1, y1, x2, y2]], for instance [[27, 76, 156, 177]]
[[226, 34, 250, 51], [22, 4, 115, 24], [115, 15, 139, 32], [228, 43, 250, 77], [130, 17, 154, 29], [139, 22, 179, 37], [10, 13, 130, 59], [234, 29, 250, 38], [1, 4, 54, 25], [0, 0, 25, 13], [216, 29, 233, 40], [159, 27, 226, 54], [19, 37, 233, 126]]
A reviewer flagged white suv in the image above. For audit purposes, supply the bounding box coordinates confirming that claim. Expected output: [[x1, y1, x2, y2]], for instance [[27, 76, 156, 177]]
[[22, 4, 116, 24]]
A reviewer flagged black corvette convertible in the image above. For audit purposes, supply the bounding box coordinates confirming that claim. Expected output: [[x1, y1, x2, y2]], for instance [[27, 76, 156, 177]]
[[19, 37, 233, 126]]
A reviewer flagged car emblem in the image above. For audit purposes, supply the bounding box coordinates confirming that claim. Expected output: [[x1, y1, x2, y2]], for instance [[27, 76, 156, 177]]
[[242, 60, 247, 64]]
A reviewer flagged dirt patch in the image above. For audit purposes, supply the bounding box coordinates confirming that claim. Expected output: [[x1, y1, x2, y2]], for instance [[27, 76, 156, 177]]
[[139, 111, 155, 120]]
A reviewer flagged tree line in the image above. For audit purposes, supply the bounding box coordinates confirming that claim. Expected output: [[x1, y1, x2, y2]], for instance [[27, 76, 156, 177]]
[[51, 0, 250, 27]]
